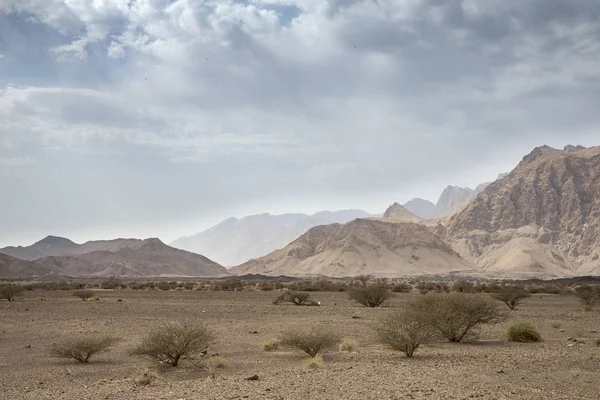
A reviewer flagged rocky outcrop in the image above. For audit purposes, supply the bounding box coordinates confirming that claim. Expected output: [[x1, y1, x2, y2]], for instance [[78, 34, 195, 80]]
[[447, 145, 600, 275]]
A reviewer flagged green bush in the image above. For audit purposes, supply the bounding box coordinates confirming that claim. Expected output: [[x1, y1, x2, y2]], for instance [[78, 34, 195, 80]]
[[507, 321, 542, 343], [492, 286, 531, 310]]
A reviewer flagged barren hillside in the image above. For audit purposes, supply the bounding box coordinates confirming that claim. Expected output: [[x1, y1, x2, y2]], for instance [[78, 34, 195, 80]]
[[231, 218, 473, 277]]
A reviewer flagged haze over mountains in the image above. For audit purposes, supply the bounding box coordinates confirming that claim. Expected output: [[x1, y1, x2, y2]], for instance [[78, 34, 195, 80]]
[[170, 210, 375, 266], [231, 145, 600, 279], [0, 237, 228, 278], [2, 145, 599, 280]]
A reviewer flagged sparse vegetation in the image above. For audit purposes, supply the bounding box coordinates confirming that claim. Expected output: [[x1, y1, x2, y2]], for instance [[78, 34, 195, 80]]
[[574, 285, 600, 306], [412, 293, 505, 342], [392, 282, 412, 293], [131, 321, 215, 367], [492, 286, 531, 310], [452, 280, 475, 293], [273, 290, 313, 305], [302, 355, 324, 369], [279, 327, 340, 358], [0, 284, 25, 301], [72, 289, 96, 301], [507, 321, 542, 343], [595, 339, 600, 347], [374, 308, 436, 357], [50, 335, 119, 363], [348, 277, 391, 307], [339, 338, 358, 352], [262, 338, 281, 351]]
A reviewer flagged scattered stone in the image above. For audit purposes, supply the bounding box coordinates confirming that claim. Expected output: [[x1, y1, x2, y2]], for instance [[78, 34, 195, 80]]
[[245, 374, 259, 381], [351, 315, 361, 319], [567, 343, 575, 347], [496, 369, 504, 374]]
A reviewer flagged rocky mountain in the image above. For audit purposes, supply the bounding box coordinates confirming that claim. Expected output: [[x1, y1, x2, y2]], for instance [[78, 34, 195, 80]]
[[403, 174, 508, 219], [0, 253, 54, 278], [33, 238, 228, 278], [447, 145, 600, 277], [170, 210, 374, 266], [0, 236, 149, 261], [231, 218, 473, 277], [382, 203, 422, 222]]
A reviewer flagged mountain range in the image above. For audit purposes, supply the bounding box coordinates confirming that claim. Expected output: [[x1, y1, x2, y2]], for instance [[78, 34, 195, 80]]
[[0, 237, 228, 278], [3, 145, 599, 280], [230, 145, 600, 279], [170, 210, 376, 266]]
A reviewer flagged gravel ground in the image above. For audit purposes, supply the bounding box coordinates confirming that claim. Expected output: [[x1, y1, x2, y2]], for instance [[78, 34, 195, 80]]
[[1, 290, 599, 400]]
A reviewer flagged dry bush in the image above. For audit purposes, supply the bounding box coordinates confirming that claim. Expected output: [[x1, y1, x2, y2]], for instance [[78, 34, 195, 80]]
[[574, 285, 600, 306], [302, 355, 324, 369], [131, 321, 215, 367], [412, 293, 505, 342], [374, 308, 436, 357], [0, 284, 25, 301], [339, 338, 358, 352], [452, 280, 475, 293], [100, 278, 124, 290], [415, 281, 448, 295], [273, 290, 312, 305], [262, 338, 281, 351], [50, 335, 119, 363], [492, 287, 531, 310], [392, 283, 412, 293], [348, 280, 391, 307], [72, 290, 96, 301], [507, 321, 542, 343], [279, 327, 340, 358]]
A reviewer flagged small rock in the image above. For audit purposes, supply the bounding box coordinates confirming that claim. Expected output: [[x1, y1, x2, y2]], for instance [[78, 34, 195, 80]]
[[245, 374, 259, 381], [496, 369, 504, 374], [567, 343, 575, 347], [351, 315, 361, 319]]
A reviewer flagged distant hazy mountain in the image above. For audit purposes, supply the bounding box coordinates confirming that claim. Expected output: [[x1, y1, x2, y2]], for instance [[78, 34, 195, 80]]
[[0, 236, 149, 261], [170, 210, 374, 266], [403, 174, 508, 219], [34, 238, 228, 278], [0, 253, 54, 278]]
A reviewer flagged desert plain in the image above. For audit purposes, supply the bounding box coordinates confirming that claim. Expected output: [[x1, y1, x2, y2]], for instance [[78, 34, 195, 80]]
[[1, 286, 599, 400]]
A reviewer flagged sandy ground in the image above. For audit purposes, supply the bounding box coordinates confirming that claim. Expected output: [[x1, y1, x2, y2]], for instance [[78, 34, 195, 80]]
[[1, 289, 599, 400]]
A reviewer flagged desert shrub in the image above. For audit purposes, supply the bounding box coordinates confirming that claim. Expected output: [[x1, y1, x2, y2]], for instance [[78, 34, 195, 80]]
[[262, 338, 281, 351], [374, 308, 436, 357], [574, 285, 600, 306], [303, 355, 324, 369], [416, 281, 448, 295], [72, 290, 96, 301], [183, 282, 196, 291], [273, 290, 312, 305], [452, 280, 475, 293], [131, 321, 215, 367], [583, 305, 594, 312], [348, 280, 391, 307], [50, 335, 119, 362], [0, 284, 25, 301], [339, 338, 358, 352], [156, 282, 173, 291], [279, 327, 340, 358], [412, 293, 505, 342], [212, 280, 245, 291], [492, 286, 531, 310], [392, 283, 412, 293], [507, 321, 542, 343], [101, 278, 124, 290], [288, 279, 347, 292], [206, 355, 228, 369], [527, 284, 563, 294]]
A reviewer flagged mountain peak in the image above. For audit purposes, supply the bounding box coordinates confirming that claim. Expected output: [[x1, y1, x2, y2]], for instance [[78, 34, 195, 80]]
[[383, 203, 421, 222], [36, 235, 77, 246]]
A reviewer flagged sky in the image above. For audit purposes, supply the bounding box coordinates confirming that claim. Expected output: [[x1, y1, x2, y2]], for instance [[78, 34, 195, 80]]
[[1, 0, 599, 247]]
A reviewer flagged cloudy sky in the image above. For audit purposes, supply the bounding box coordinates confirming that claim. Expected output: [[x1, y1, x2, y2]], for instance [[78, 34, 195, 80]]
[[1, 0, 599, 247]]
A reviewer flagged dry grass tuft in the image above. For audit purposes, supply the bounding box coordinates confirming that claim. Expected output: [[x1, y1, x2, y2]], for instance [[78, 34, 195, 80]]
[[339, 338, 358, 352], [262, 338, 281, 352], [302, 355, 324, 369]]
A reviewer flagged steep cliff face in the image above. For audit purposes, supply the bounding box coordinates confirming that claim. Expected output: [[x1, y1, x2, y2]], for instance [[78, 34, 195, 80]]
[[447, 145, 600, 274]]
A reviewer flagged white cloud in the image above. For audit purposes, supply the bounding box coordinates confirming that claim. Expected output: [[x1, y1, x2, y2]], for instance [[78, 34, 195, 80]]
[[0, 156, 35, 168]]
